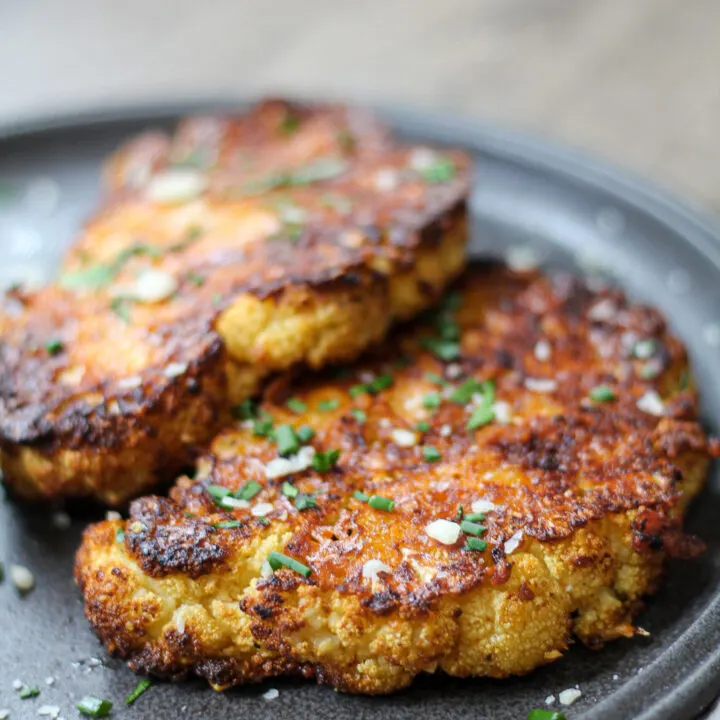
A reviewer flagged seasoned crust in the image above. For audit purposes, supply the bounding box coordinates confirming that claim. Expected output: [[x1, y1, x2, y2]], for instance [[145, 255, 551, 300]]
[[75, 262, 718, 692], [0, 99, 471, 503]]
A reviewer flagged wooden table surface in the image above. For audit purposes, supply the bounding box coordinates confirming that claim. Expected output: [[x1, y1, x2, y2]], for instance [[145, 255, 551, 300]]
[[1, 0, 719, 716]]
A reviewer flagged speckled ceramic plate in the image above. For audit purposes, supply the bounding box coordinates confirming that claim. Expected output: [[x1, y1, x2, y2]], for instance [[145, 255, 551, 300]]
[[1, 102, 720, 720]]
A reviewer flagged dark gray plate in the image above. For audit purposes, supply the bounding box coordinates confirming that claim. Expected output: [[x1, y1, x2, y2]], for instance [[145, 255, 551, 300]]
[[1, 103, 720, 720]]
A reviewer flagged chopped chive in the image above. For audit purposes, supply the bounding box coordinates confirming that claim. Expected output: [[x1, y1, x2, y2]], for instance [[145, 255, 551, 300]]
[[125, 678, 152, 705], [0, 562, 4, 581], [464, 512, 486, 522], [169, 226, 203, 252], [115, 528, 125, 543], [232, 399, 257, 420], [207, 484, 231, 502], [317, 399, 340, 412], [257, 516, 270, 526], [312, 449, 340, 473], [212, 520, 243, 529], [527, 710, 567, 720], [235, 480, 263, 501], [60, 264, 115, 290], [353, 490, 369, 502], [187, 270, 205, 286], [351, 408, 367, 424], [418, 156, 456, 184], [296, 424, 315, 443], [589, 385, 616, 402], [368, 374, 393, 393], [295, 493, 317, 511], [465, 538, 488, 552], [455, 505, 464, 521], [460, 520, 487, 536], [109, 297, 133, 323], [423, 445, 442, 462], [422, 391, 442, 409], [425, 372, 449, 387], [449, 378, 485, 405], [467, 405, 495, 430], [421, 338, 461, 361], [19, 685, 40, 699], [368, 495, 395, 512], [275, 424, 300, 457], [281, 481, 299, 498], [286, 397, 307, 413], [415, 420, 430, 432], [349, 384, 367, 398], [252, 418, 274, 437], [77, 695, 112, 717], [267, 551, 312, 577], [45, 338, 64, 355]]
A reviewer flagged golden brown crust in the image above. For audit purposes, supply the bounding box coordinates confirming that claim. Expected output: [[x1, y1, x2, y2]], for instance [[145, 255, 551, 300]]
[[75, 262, 717, 691], [0, 99, 471, 503]]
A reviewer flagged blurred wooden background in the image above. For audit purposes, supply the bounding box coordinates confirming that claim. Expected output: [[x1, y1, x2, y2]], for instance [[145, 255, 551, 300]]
[[1, 0, 720, 211]]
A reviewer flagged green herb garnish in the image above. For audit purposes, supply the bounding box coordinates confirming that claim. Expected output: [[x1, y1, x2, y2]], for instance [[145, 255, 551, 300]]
[[18, 685, 40, 699], [187, 270, 206, 286], [77, 695, 112, 717], [207, 484, 231, 502], [296, 425, 316, 443], [418, 156, 456, 184], [125, 678, 152, 705], [460, 520, 487, 536], [286, 397, 307, 413], [267, 551, 311, 578], [281, 481, 298, 498], [317, 399, 340, 412], [295, 494, 317, 511], [253, 417, 274, 437], [115, 528, 125, 543], [423, 445, 442, 462], [368, 495, 395, 512], [109, 297, 133, 323], [351, 408, 367, 424], [275, 424, 300, 457], [425, 372, 449, 387], [45, 338, 64, 355], [421, 338, 461, 362], [449, 378, 485, 405], [527, 710, 566, 720], [353, 490, 369, 502], [422, 391, 442, 409], [235, 480, 263, 501], [415, 420, 430, 432], [465, 538, 488, 552], [212, 520, 243, 529], [312, 449, 340, 473], [467, 405, 495, 431], [589, 385, 616, 402], [232, 399, 257, 420]]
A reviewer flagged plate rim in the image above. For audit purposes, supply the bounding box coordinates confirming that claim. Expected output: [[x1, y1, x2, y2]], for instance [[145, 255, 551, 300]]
[[1, 98, 719, 720]]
